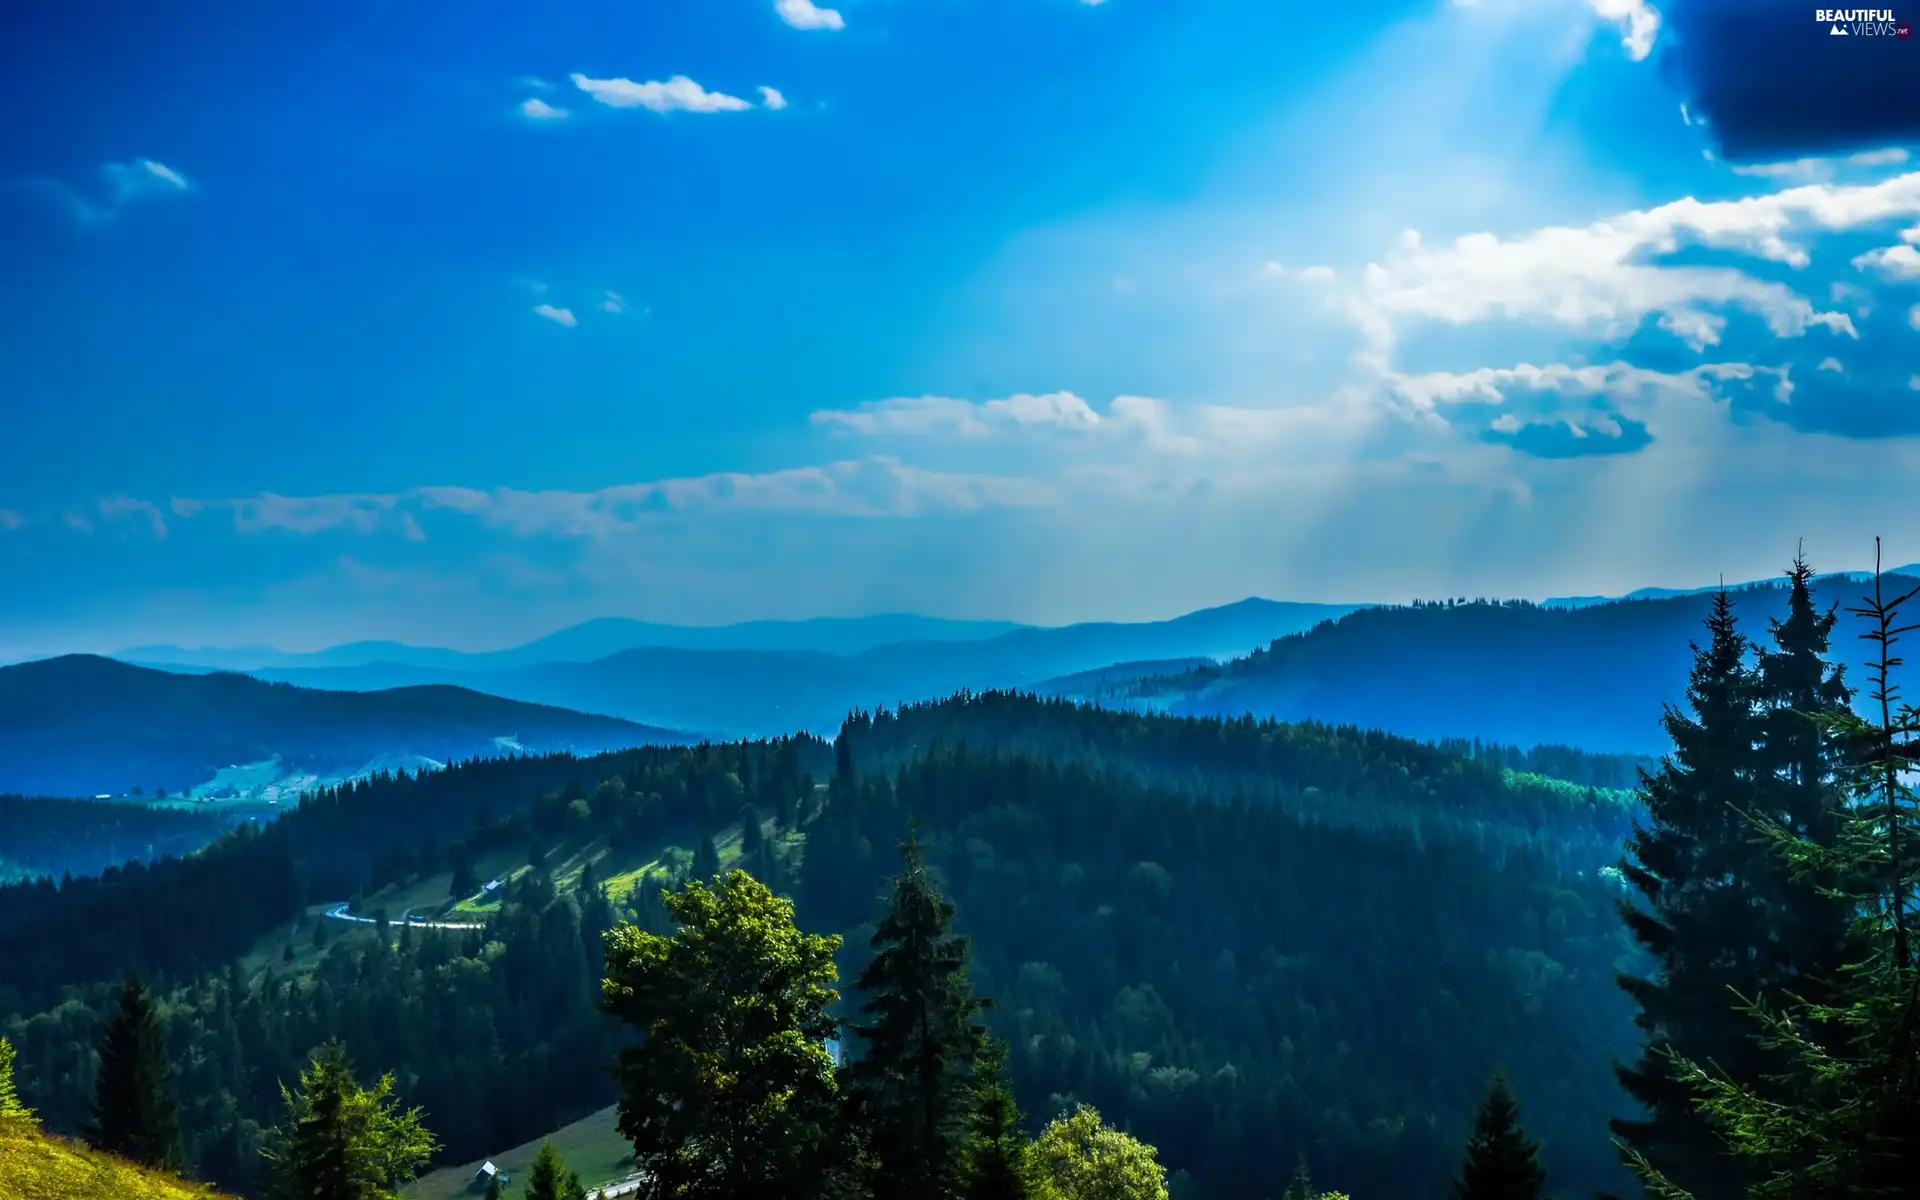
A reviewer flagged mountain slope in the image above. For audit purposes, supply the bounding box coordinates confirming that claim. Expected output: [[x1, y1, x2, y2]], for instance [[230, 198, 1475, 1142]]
[[1107, 574, 1919, 754], [0, 1120, 235, 1200], [239, 598, 1357, 736], [0, 656, 686, 797]]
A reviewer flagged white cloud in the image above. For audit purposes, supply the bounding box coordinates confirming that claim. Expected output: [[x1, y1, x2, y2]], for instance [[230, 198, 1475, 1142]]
[[1911, 375, 1920, 391], [1657, 309, 1728, 351], [1911, 303, 1920, 331], [1588, 0, 1659, 60], [1853, 243, 1920, 281], [164, 461, 1056, 543], [520, 97, 569, 120], [571, 73, 752, 114], [1728, 147, 1912, 185], [813, 389, 1390, 461], [814, 392, 1106, 437], [0, 510, 23, 532], [514, 75, 556, 91], [96, 495, 169, 539], [1263, 261, 1288, 277], [1081, 0, 1111, 5], [758, 86, 790, 111], [775, 0, 845, 30], [1818, 357, 1845, 373], [602, 291, 626, 314], [533, 304, 578, 327], [1297, 265, 1338, 283], [1381, 360, 1768, 416], [103, 158, 191, 204], [1340, 172, 1920, 367]]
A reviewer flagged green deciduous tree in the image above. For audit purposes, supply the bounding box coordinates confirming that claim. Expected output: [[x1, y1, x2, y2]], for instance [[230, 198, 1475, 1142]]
[[87, 971, 180, 1170], [1029, 1105, 1168, 1200], [1451, 1073, 1546, 1200], [261, 1041, 438, 1200], [601, 869, 843, 1199], [843, 830, 989, 1199]]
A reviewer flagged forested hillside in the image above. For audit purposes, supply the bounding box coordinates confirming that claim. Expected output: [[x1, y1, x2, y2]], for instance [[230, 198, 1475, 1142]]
[[1104, 575, 1920, 753], [0, 655, 686, 797], [0, 795, 243, 883], [1, 701, 1641, 1198]]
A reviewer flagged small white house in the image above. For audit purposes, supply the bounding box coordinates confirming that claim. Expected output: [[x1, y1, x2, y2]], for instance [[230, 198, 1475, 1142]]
[[474, 1161, 508, 1189], [482, 879, 504, 894]]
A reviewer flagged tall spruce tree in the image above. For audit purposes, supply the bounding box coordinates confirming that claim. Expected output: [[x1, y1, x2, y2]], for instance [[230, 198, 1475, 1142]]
[[1281, 1159, 1316, 1200], [526, 1140, 587, 1200], [262, 1040, 438, 1200], [1630, 545, 1920, 1199], [963, 1037, 1039, 1200], [843, 829, 990, 1200], [1451, 1072, 1547, 1200], [0, 1036, 33, 1124], [1752, 553, 1856, 1006], [87, 970, 180, 1171], [1613, 590, 1767, 1200], [693, 830, 721, 882]]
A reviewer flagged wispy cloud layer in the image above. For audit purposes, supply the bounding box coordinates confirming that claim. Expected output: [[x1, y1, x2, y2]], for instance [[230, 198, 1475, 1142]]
[[24, 158, 192, 226]]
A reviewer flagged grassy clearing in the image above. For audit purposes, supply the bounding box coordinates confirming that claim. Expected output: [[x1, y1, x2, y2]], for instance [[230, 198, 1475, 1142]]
[[404, 1104, 630, 1200], [0, 1119, 236, 1200]]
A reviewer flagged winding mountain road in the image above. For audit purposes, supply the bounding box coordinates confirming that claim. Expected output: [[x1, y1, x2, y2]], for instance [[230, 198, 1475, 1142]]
[[322, 902, 486, 931]]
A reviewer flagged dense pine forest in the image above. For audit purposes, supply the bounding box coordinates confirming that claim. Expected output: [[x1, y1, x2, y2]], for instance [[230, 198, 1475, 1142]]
[[0, 794, 243, 882], [2, 553, 1917, 1199]]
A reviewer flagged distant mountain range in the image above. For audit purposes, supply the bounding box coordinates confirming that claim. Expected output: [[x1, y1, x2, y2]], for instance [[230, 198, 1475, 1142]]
[[116, 599, 1361, 738], [1091, 571, 1920, 755], [116, 613, 1034, 672], [0, 656, 685, 798]]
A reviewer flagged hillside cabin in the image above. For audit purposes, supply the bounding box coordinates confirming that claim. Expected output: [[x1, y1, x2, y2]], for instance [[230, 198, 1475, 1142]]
[[473, 1162, 508, 1190]]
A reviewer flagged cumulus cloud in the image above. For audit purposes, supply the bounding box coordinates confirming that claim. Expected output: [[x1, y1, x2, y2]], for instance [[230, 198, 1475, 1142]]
[[520, 97, 569, 120], [1853, 242, 1920, 281], [571, 73, 753, 114], [1486, 413, 1653, 459], [1341, 171, 1920, 365], [774, 0, 844, 30], [602, 291, 626, 314], [758, 86, 790, 111], [533, 304, 578, 327], [1588, 0, 1660, 60], [1655, 0, 1920, 159]]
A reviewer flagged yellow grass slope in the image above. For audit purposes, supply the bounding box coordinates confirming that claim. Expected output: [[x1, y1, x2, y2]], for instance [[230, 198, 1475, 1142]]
[[0, 1120, 236, 1200]]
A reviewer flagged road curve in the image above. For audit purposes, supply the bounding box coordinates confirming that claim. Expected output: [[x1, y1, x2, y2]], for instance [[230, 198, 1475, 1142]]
[[322, 902, 486, 931]]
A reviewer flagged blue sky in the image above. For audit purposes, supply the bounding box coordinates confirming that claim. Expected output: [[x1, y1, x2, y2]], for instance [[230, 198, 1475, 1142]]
[[2, 0, 1918, 656]]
